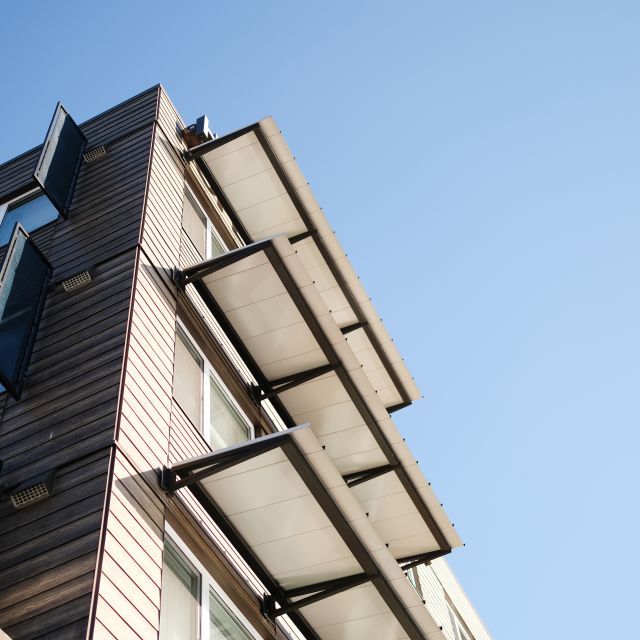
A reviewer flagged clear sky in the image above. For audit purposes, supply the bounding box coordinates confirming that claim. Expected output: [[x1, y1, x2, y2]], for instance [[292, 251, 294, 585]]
[[2, 2, 639, 638]]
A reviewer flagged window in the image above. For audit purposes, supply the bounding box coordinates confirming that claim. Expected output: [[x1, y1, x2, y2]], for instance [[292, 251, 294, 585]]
[[182, 187, 226, 260], [33, 102, 86, 217], [405, 567, 423, 598], [0, 225, 51, 398], [447, 603, 474, 640], [208, 589, 253, 640], [160, 530, 259, 640], [0, 191, 58, 246], [174, 327, 204, 430], [160, 539, 200, 640], [173, 323, 252, 450]]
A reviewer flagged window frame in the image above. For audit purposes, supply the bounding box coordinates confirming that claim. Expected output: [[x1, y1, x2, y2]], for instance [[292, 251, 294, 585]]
[[404, 566, 423, 599], [183, 185, 228, 260], [446, 602, 474, 640], [0, 187, 59, 246], [0, 223, 52, 399], [162, 523, 262, 640], [174, 319, 254, 450]]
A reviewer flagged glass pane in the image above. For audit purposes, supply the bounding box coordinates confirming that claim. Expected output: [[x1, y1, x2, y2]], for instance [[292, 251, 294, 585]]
[[209, 228, 225, 258], [174, 329, 203, 430], [405, 568, 422, 597], [183, 191, 206, 258], [33, 103, 85, 215], [0, 194, 58, 245], [160, 541, 201, 640], [208, 376, 250, 449], [0, 228, 50, 396], [209, 588, 253, 640]]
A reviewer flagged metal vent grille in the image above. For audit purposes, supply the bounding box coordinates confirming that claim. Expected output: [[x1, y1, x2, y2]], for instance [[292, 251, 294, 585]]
[[11, 482, 49, 509], [83, 145, 107, 163], [62, 270, 92, 292], [10, 471, 56, 509]]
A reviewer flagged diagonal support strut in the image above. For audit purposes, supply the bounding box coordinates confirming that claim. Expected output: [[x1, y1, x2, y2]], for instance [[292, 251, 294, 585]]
[[252, 363, 339, 401], [342, 464, 397, 488], [262, 572, 374, 618]]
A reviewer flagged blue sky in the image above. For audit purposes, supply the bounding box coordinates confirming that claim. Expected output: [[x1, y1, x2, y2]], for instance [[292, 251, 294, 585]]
[[2, 2, 639, 638]]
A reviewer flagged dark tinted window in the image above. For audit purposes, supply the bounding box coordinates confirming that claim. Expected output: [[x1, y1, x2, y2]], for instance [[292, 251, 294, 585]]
[[0, 226, 51, 398], [34, 103, 86, 216], [0, 193, 58, 246]]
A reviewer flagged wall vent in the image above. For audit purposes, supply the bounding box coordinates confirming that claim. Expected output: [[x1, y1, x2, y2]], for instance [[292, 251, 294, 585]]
[[83, 145, 107, 163], [62, 270, 92, 292], [11, 470, 56, 509]]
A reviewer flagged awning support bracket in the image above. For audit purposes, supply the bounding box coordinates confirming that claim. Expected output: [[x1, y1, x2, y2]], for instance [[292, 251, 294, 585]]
[[288, 228, 317, 244], [160, 432, 289, 493], [185, 121, 416, 406], [252, 363, 339, 401], [342, 464, 397, 488], [340, 321, 368, 335], [174, 239, 274, 288], [175, 239, 453, 556], [387, 401, 412, 414], [398, 549, 450, 571], [262, 572, 374, 619]]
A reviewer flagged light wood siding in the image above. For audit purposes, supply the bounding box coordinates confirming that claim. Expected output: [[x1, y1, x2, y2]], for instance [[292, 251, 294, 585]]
[[416, 563, 457, 640], [155, 86, 187, 160], [93, 453, 164, 640], [425, 560, 493, 640], [92, 88, 182, 639], [93, 87, 290, 640], [167, 403, 273, 602], [0, 87, 159, 639]]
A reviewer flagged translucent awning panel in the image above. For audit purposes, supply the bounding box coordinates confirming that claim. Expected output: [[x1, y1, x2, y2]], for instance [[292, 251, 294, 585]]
[[178, 237, 461, 562], [188, 119, 421, 410], [164, 426, 448, 640]]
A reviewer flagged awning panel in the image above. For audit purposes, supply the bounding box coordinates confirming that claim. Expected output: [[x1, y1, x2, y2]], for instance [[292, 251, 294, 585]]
[[201, 450, 359, 589], [189, 120, 421, 409], [163, 426, 446, 640], [178, 237, 461, 561], [302, 584, 413, 640]]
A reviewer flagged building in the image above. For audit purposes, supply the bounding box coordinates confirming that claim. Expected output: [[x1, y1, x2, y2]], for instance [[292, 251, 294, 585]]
[[0, 86, 492, 640]]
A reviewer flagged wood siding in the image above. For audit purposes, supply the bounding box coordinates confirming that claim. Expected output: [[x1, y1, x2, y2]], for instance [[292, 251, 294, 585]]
[[92, 87, 290, 640], [417, 560, 493, 640], [0, 87, 159, 639], [1, 85, 301, 640], [91, 88, 182, 640]]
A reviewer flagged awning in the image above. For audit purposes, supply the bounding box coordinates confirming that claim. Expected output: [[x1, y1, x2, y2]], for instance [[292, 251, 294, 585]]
[[175, 236, 461, 563], [162, 426, 447, 640], [185, 119, 420, 411]]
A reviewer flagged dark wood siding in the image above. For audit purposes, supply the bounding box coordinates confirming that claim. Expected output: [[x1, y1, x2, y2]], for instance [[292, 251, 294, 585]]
[[0, 85, 288, 640], [0, 148, 39, 202], [0, 87, 159, 639]]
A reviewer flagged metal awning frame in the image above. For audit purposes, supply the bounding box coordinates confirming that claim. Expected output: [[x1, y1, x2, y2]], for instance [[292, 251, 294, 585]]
[[174, 239, 452, 556], [161, 428, 428, 640], [184, 123, 414, 408]]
